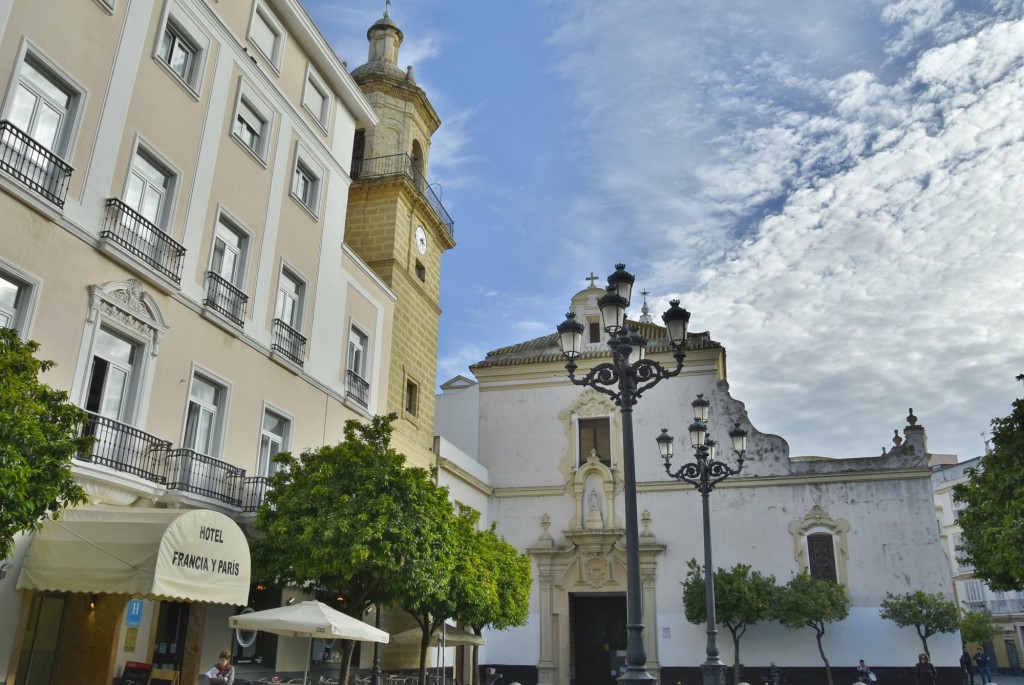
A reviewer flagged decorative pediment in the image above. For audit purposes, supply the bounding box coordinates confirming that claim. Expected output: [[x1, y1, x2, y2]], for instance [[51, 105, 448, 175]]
[[88, 280, 168, 345]]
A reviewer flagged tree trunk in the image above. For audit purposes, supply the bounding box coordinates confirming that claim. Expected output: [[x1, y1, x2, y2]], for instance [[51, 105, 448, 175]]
[[728, 625, 743, 685], [339, 639, 356, 685], [815, 627, 834, 685], [419, 633, 431, 685]]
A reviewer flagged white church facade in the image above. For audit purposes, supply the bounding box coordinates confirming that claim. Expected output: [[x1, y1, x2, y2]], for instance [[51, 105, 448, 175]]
[[435, 280, 961, 685]]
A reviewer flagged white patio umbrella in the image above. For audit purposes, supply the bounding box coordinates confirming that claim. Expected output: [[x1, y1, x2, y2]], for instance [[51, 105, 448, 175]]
[[229, 600, 389, 684]]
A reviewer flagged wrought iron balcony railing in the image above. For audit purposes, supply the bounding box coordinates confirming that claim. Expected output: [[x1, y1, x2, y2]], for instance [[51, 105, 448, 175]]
[[345, 369, 370, 407], [204, 271, 248, 326], [351, 153, 453, 236], [102, 199, 187, 283], [0, 120, 73, 207], [272, 318, 306, 367], [240, 476, 269, 513], [75, 411, 170, 484], [164, 448, 245, 506]]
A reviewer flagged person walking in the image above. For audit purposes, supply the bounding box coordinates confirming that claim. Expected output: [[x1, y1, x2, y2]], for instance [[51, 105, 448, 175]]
[[961, 646, 976, 685], [974, 647, 992, 685], [915, 653, 937, 685]]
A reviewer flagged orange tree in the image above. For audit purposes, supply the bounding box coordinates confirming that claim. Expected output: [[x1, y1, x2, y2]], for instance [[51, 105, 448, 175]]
[[0, 328, 87, 558], [253, 415, 455, 685]]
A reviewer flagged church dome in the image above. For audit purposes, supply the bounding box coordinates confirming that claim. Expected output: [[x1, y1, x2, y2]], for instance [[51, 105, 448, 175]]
[[351, 10, 413, 82]]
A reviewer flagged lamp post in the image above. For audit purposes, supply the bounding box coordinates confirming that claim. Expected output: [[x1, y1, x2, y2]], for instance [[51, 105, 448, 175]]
[[656, 397, 747, 685], [556, 264, 692, 685], [370, 606, 383, 685]]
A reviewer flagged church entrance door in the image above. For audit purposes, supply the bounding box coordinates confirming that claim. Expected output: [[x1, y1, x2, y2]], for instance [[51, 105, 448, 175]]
[[570, 593, 627, 685]]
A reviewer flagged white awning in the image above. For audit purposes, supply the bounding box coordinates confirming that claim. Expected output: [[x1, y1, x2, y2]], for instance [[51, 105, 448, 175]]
[[17, 507, 251, 605]]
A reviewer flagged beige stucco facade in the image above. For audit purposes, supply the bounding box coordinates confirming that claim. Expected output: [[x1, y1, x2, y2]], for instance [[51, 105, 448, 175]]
[[0, 1, 419, 684]]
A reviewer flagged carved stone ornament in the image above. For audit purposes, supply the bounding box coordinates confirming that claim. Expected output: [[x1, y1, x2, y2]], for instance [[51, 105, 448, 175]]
[[583, 555, 609, 589]]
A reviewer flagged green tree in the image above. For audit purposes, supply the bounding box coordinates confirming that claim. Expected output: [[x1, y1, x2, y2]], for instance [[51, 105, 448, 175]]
[[0, 328, 88, 558], [682, 560, 777, 685], [960, 610, 999, 646], [252, 415, 454, 685], [463, 522, 531, 685], [774, 574, 849, 685], [953, 390, 1024, 591], [400, 504, 466, 685], [879, 591, 959, 658]]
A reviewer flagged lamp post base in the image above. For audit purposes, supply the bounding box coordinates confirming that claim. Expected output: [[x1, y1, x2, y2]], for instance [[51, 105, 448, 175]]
[[701, 660, 728, 685]]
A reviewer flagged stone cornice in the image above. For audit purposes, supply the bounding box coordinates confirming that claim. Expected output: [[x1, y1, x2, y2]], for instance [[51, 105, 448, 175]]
[[493, 467, 930, 499]]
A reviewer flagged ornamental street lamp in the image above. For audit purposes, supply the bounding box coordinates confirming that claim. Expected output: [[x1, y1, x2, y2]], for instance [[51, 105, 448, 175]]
[[656, 398, 748, 685], [556, 264, 691, 685]]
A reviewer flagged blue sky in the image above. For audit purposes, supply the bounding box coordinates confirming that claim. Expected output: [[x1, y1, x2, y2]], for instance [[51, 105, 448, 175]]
[[305, 0, 1024, 461]]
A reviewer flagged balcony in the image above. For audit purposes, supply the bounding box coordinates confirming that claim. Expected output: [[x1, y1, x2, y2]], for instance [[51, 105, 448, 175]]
[[351, 153, 453, 237], [240, 476, 269, 513], [75, 411, 170, 484], [0, 120, 73, 207], [345, 369, 370, 408], [102, 199, 186, 283], [164, 448, 245, 506], [204, 271, 248, 326], [272, 318, 306, 367]]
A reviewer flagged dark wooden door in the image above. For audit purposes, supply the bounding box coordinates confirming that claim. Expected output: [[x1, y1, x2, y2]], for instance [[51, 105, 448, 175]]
[[571, 594, 627, 685]]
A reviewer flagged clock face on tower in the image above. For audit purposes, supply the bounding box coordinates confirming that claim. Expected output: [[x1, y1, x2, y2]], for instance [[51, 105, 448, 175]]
[[415, 225, 428, 255]]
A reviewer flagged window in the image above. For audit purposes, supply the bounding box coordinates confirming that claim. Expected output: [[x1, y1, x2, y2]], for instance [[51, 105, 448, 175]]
[[789, 505, 850, 587], [964, 580, 984, 603], [212, 218, 246, 286], [233, 98, 267, 158], [205, 216, 249, 325], [292, 160, 319, 213], [257, 409, 289, 477], [806, 533, 837, 582], [588, 321, 601, 344], [249, 4, 283, 69], [84, 327, 139, 422], [1, 51, 81, 205], [125, 148, 173, 227], [0, 274, 24, 330], [302, 68, 330, 128], [415, 260, 425, 282], [344, 325, 370, 407], [579, 417, 611, 466], [75, 281, 166, 432], [347, 326, 368, 378], [5, 55, 77, 155], [0, 265, 38, 336], [271, 269, 306, 366], [158, 21, 197, 85], [274, 269, 303, 329], [183, 373, 225, 456], [405, 379, 419, 416]]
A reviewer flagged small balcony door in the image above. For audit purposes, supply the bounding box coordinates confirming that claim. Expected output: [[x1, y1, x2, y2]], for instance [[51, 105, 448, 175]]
[[85, 328, 137, 422]]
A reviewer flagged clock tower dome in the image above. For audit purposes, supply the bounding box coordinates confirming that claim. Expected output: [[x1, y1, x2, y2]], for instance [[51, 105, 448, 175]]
[[345, 8, 456, 468]]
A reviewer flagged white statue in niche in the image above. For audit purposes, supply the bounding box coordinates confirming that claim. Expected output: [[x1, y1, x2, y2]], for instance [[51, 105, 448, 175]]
[[584, 476, 604, 528]]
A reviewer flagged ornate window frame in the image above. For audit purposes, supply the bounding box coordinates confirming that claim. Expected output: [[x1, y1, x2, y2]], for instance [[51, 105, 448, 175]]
[[71, 279, 167, 426], [788, 505, 850, 586]]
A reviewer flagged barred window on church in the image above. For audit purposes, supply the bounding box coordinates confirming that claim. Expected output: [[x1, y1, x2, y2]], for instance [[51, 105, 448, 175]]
[[807, 533, 837, 582], [579, 417, 610, 467]]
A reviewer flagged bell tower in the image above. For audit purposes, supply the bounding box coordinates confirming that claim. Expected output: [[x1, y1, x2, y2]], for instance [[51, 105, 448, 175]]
[[345, 8, 456, 469]]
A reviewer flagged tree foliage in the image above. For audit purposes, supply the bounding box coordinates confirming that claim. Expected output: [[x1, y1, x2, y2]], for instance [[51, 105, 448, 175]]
[[960, 610, 999, 646], [682, 560, 777, 685], [252, 416, 454, 685], [0, 329, 88, 558], [879, 590, 959, 658], [774, 574, 849, 685], [953, 391, 1024, 591]]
